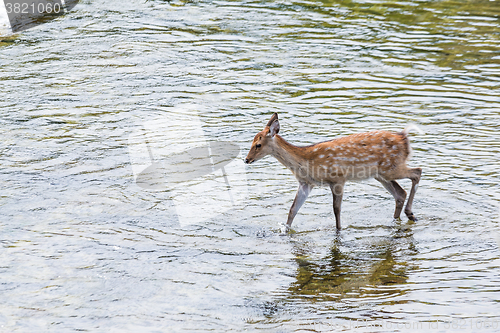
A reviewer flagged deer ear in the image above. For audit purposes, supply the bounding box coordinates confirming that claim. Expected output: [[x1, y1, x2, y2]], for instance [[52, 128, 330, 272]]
[[266, 113, 278, 127], [268, 119, 280, 137]]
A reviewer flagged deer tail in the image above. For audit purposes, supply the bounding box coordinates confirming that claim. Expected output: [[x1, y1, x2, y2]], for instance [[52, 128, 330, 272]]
[[402, 124, 424, 136]]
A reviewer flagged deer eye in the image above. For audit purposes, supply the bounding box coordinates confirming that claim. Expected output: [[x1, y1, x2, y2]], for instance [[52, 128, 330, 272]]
[[256, 144, 262, 148]]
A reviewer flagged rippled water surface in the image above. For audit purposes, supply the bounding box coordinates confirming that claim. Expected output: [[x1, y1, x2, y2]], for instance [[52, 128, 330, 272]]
[[1, 0, 500, 332]]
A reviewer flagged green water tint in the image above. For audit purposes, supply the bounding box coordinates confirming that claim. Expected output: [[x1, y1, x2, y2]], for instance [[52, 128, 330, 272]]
[[1, 0, 499, 331], [252, 0, 500, 70]]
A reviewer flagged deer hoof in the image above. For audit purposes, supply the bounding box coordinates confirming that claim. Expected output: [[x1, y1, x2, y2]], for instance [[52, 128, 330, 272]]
[[406, 213, 417, 222]]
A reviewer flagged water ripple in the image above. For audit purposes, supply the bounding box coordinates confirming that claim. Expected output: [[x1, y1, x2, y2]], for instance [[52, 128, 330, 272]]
[[1, 0, 500, 331]]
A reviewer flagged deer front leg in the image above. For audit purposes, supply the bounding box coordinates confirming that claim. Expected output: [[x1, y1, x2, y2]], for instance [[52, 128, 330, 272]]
[[286, 182, 313, 231], [329, 182, 345, 230]]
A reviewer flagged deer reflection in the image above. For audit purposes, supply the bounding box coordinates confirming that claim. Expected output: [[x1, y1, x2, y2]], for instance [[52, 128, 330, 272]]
[[289, 222, 417, 301]]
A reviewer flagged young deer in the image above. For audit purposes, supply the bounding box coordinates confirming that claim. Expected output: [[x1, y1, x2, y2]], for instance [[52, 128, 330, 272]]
[[244, 113, 422, 231]]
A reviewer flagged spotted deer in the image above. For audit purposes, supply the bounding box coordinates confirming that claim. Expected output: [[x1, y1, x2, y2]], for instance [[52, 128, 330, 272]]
[[244, 113, 422, 231]]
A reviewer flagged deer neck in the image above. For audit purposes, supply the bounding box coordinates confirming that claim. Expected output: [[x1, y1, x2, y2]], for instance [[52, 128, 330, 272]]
[[270, 135, 308, 174]]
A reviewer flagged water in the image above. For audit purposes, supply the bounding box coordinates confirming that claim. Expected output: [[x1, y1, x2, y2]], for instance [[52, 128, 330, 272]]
[[1, 0, 500, 331]]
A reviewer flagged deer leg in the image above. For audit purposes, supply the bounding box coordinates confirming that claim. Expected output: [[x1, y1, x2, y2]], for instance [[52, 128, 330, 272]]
[[376, 177, 407, 219], [329, 182, 345, 230], [286, 182, 313, 230], [404, 168, 422, 221]]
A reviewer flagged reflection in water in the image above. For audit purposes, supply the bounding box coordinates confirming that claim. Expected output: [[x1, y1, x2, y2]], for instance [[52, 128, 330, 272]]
[[289, 222, 416, 301], [245, 222, 422, 328]]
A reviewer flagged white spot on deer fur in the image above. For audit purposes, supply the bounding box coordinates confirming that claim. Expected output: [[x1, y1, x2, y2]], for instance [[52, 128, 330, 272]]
[[319, 154, 325, 158], [313, 147, 319, 152]]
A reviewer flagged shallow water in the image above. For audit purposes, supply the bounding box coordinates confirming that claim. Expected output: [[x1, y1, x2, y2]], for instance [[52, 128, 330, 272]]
[[1, 0, 500, 332]]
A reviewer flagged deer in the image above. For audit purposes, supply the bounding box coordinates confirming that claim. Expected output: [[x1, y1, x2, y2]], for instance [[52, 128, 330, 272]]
[[244, 113, 422, 232]]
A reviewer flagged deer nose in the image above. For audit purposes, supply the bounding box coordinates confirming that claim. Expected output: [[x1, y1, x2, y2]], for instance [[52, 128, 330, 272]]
[[244, 158, 250, 164]]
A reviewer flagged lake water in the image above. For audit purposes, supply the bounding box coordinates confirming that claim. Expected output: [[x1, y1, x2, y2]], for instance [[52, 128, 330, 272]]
[[1, 0, 500, 332]]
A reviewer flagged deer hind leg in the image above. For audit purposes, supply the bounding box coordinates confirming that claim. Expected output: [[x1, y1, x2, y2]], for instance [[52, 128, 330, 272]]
[[376, 177, 407, 219], [404, 168, 422, 221], [286, 182, 313, 231]]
